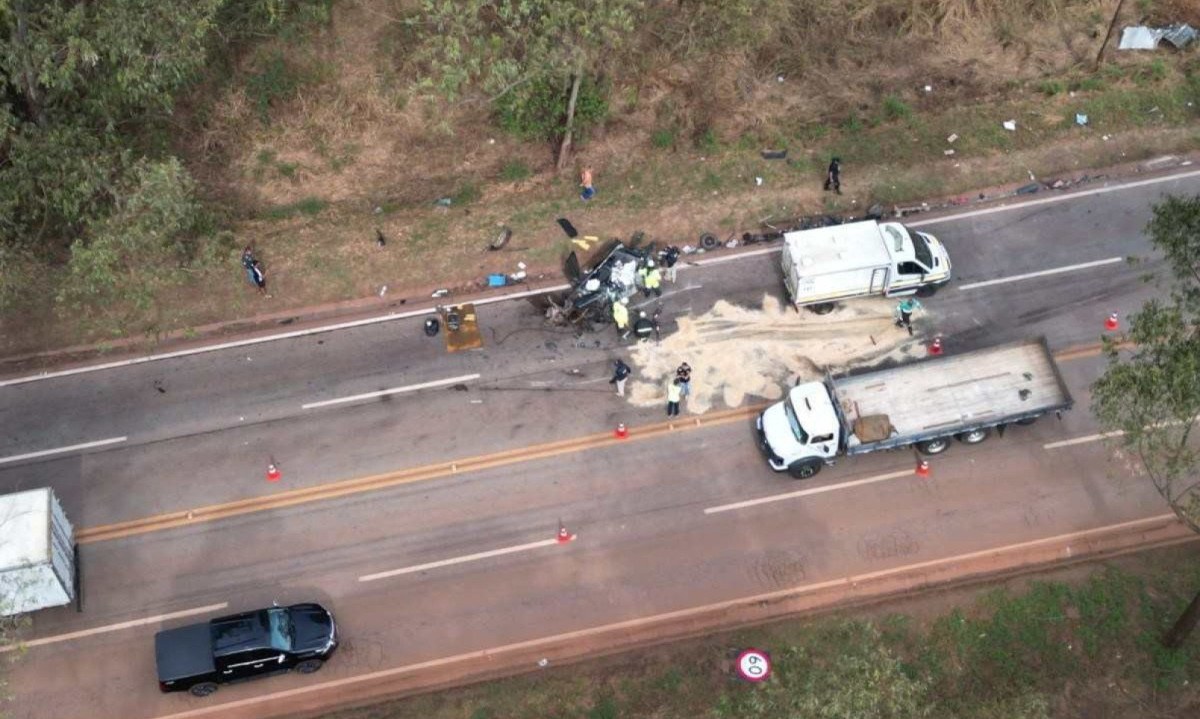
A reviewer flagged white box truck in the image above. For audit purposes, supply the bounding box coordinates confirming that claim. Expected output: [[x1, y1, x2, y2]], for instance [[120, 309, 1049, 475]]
[[0, 488, 76, 616], [781, 220, 952, 313], [756, 337, 1073, 479]]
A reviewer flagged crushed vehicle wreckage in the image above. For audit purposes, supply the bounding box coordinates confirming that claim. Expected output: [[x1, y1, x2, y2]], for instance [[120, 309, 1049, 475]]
[[534, 233, 657, 330]]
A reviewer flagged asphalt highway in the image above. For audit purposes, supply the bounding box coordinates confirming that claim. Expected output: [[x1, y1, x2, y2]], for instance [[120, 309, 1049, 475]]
[[2, 167, 1198, 719]]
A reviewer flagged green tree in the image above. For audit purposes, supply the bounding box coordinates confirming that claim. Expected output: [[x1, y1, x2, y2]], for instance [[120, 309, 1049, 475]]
[[1092, 194, 1200, 647], [56, 157, 200, 336], [412, 0, 641, 166]]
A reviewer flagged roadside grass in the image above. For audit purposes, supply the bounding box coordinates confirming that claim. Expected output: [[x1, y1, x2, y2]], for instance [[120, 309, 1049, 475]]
[[263, 196, 329, 220], [321, 550, 1200, 719]]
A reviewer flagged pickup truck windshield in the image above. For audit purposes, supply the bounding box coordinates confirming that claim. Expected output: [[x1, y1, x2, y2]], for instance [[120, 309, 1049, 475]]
[[909, 228, 934, 268], [266, 608, 294, 652], [784, 398, 810, 444]]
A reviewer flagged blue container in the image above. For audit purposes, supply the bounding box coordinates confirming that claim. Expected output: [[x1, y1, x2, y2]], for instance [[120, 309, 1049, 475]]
[[487, 274, 507, 287]]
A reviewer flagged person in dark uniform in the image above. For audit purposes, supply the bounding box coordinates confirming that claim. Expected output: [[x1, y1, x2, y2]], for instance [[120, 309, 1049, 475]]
[[824, 157, 841, 194], [632, 311, 656, 341]]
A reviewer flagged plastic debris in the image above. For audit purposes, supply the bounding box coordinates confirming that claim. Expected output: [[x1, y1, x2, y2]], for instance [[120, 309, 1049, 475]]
[[923, 84, 933, 93], [1119, 24, 1196, 50], [943, 149, 956, 156], [431, 288, 450, 298], [1002, 120, 1017, 131], [946, 133, 958, 143], [754, 176, 763, 186], [1075, 113, 1088, 126], [435, 197, 452, 206]]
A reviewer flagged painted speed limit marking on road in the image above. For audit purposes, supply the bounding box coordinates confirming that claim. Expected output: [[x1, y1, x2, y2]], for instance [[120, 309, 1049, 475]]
[[735, 648, 772, 682]]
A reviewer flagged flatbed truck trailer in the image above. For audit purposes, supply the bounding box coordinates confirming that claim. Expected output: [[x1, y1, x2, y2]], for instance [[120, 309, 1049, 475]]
[[756, 337, 1074, 478]]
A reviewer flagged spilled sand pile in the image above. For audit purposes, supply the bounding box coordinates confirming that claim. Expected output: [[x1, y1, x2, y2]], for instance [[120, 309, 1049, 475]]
[[625, 295, 921, 413]]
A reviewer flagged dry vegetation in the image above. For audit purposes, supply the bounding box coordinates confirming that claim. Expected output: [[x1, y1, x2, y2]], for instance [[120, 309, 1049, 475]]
[[5, 0, 1199, 358]]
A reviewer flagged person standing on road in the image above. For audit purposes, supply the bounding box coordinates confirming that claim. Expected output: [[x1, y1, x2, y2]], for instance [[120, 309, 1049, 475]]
[[666, 378, 683, 417], [640, 261, 662, 298], [612, 297, 630, 337], [660, 245, 681, 283], [632, 310, 656, 342], [824, 157, 842, 195], [675, 362, 692, 398], [895, 297, 922, 335], [610, 359, 632, 397]]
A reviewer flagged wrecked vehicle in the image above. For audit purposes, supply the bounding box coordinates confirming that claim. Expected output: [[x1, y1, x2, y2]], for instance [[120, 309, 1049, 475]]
[[537, 235, 656, 329]]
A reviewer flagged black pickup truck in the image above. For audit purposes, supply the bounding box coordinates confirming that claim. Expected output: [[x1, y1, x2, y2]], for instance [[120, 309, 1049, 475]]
[[155, 602, 338, 697]]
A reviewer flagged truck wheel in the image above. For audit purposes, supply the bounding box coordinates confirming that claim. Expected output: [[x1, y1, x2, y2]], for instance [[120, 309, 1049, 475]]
[[915, 284, 939, 298], [917, 438, 950, 455], [189, 683, 218, 698], [808, 303, 836, 315], [295, 659, 325, 674], [788, 460, 822, 480], [1015, 416, 1039, 426], [957, 428, 990, 444]]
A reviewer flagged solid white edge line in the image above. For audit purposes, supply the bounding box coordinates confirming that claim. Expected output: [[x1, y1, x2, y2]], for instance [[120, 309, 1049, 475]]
[[0, 285, 567, 389], [6, 167, 1200, 388], [301, 374, 482, 410], [359, 538, 560, 582], [0, 602, 229, 653], [704, 469, 913, 515], [0, 436, 128, 465], [1044, 431, 1125, 449], [149, 513, 1185, 719], [956, 257, 1124, 291], [906, 168, 1200, 227]]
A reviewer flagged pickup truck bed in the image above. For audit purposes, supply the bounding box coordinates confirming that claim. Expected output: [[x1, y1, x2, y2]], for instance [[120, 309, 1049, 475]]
[[155, 623, 214, 683], [835, 337, 1072, 453]]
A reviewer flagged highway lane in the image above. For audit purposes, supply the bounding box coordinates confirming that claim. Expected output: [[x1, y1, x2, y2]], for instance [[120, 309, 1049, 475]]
[[0, 170, 1192, 467], [0, 171, 1187, 528], [3, 352, 1175, 719]]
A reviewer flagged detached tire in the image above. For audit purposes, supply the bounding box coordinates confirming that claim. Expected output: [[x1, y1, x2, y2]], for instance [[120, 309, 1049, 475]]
[[189, 683, 219, 698], [917, 438, 950, 455], [788, 460, 822, 480], [295, 659, 325, 674], [808, 303, 836, 315], [699, 232, 720, 250]]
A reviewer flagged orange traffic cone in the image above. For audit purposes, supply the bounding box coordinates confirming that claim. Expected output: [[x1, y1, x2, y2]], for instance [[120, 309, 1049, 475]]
[[615, 423, 628, 439], [915, 459, 930, 478], [928, 337, 943, 356], [557, 521, 576, 544], [1104, 312, 1119, 331], [266, 463, 282, 482]]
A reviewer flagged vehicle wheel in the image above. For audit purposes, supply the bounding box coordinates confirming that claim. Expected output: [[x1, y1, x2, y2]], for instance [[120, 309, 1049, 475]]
[[957, 428, 990, 444], [788, 460, 822, 480], [189, 682, 218, 698], [295, 659, 325, 674], [1015, 416, 1039, 426], [915, 283, 939, 298], [917, 438, 950, 455], [699, 232, 720, 250], [808, 303, 836, 315]]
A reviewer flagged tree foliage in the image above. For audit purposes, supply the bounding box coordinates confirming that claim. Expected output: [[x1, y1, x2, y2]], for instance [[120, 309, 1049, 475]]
[[1092, 195, 1200, 532], [412, 0, 640, 139], [0, 0, 328, 322], [56, 158, 200, 333]]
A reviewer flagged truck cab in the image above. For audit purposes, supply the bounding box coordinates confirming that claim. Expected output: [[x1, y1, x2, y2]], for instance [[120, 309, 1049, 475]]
[[755, 381, 841, 478]]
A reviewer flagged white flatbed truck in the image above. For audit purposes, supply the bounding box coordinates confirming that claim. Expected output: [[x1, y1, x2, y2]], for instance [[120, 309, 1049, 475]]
[[0, 487, 77, 615], [756, 337, 1073, 478], [781, 220, 952, 314]]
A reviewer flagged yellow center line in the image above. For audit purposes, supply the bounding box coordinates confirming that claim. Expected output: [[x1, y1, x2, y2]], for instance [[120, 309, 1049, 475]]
[[77, 405, 761, 543], [76, 340, 1108, 544]]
